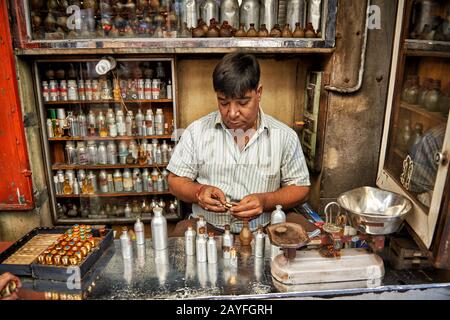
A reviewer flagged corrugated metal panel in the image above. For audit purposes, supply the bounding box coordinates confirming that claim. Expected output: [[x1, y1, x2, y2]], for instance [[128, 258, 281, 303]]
[[0, 1, 34, 210]]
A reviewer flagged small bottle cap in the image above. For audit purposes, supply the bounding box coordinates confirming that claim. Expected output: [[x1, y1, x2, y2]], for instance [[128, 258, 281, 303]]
[[276, 205, 282, 210], [224, 224, 230, 230], [122, 226, 128, 232], [187, 225, 193, 230], [199, 227, 206, 234], [198, 215, 204, 220], [208, 232, 214, 238]]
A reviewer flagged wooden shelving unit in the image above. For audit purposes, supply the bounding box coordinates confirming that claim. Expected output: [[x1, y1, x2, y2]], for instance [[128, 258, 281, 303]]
[[48, 135, 173, 141], [56, 192, 171, 198], [52, 163, 168, 170], [44, 99, 173, 105], [399, 101, 447, 124]]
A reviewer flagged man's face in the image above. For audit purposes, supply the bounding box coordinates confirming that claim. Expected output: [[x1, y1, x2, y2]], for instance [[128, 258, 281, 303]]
[[216, 85, 262, 131]]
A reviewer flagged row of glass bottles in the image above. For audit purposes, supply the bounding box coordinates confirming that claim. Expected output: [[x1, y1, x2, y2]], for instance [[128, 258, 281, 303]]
[[54, 168, 170, 195], [396, 119, 424, 154], [64, 139, 173, 166], [57, 198, 178, 219], [47, 108, 172, 138], [401, 75, 450, 116]]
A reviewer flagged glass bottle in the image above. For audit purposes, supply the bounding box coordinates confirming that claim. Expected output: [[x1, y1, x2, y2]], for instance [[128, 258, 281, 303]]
[[269, 23, 282, 37], [138, 145, 148, 165], [405, 76, 420, 104], [63, 177, 73, 195], [407, 122, 424, 153], [397, 119, 411, 152], [234, 23, 247, 37], [281, 24, 293, 37], [424, 80, 441, 112], [418, 78, 432, 108], [258, 24, 269, 37], [401, 78, 412, 102], [293, 22, 305, 38], [246, 23, 258, 37], [439, 82, 450, 116], [239, 219, 253, 246]]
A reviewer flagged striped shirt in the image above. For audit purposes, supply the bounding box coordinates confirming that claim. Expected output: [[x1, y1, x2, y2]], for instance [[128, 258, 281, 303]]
[[167, 108, 311, 233]]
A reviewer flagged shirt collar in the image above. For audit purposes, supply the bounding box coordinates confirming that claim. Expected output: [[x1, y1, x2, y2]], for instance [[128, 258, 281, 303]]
[[214, 107, 270, 132]]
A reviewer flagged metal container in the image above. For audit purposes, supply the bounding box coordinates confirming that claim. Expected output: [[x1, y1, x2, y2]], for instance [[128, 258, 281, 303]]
[[207, 232, 217, 263], [271, 205, 286, 224], [123, 168, 133, 192], [201, 0, 219, 26], [134, 218, 145, 245], [287, 0, 306, 31], [260, 0, 278, 32], [182, 0, 199, 29], [240, 0, 260, 31], [118, 140, 128, 164], [98, 170, 109, 193], [221, 0, 240, 29], [113, 169, 123, 192], [151, 79, 161, 100], [120, 227, 132, 259], [277, 0, 288, 26], [67, 111, 79, 137], [154, 109, 165, 136], [196, 227, 207, 262], [307, 0, 321, 32], [334, 186, 413, 235], [254, 226, 265, 258], [151, 207, 168, 250], [145, 109, 154, 135], [135, 109, 145, 136], [185, 225, 196, 256], [161, 140, 169, 163]]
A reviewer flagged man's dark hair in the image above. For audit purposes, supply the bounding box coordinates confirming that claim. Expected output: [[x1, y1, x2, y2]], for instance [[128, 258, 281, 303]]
[[212, 53, 260, 99]]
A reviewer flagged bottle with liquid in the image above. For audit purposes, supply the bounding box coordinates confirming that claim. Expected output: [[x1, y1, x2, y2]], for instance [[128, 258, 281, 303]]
[[135, 108, 145, 136], [124, 202, 132, 218], [254, 225, 266, 258], [113, 169, 124, 192], [65, 141, 78, 165], [151, 168, 159, 191], [86, 141, 98, 165], [145, 109, 154, 135], [98, 142, 107, 165], [142, 168, 150, 192], [78, 112, 88, 137], [151, 207, 168, 250], [118, 140, 128, 164], [239, 219, 253, 246], [77, 142, 88, 165], [125, 110, 134, 136], [123, 168, 133, 192], [107, 141, 117, 164], [222, 224, 234, 248], [99, 170, 109, 193], [63, 177, 73, 195], [424, 80, 441, 112], [161, 169, 169, 191], [116, 110, 126, 136]]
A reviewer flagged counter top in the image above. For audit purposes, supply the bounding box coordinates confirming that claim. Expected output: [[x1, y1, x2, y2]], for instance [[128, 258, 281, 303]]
[[12, 236, 450, 300]]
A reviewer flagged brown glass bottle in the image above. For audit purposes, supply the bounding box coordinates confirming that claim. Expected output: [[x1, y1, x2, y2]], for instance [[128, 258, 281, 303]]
[[282, 24, 293, 38], [293, 23, 305, 38], [235, 23, 247, 37], [246, 23, 258, 37], [219, 21, 233, 37], [239, 220, 253, 246], [258, 24, 269, 37], [270, 24, 282, 37], [192, 19, 206, 38], [207, 18, 220, 37], [305, 22, 316, 38]]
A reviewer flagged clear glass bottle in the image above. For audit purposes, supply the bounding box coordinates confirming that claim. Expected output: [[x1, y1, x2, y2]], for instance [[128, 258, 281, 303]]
[[424, 80, 441, 112], [439, 82, 450, 116], [405, 75, 420, 104], [407, 122, 424, 153]]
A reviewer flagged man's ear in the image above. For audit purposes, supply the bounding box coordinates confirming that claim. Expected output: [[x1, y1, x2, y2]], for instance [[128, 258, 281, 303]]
[[257, 84, 263, 101]]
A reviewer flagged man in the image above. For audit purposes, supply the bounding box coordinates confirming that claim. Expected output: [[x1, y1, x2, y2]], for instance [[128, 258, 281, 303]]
[[168, 53, 310, 235]]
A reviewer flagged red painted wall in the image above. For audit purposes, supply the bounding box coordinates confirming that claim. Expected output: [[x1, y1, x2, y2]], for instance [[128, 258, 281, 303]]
[[0, 1, 34, 210]]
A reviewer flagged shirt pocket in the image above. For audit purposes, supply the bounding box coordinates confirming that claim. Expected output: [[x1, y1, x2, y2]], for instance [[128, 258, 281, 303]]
[[256, 169, 280, 192]]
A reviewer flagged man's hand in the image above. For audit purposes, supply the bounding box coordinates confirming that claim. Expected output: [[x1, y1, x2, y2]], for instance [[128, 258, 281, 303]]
[[196, 185, 227, 212], [0, 272, 21, 300], [230, 193, 267, 220]]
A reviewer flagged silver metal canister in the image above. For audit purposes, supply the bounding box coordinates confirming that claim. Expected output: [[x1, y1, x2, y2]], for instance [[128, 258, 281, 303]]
[[182, 0, 199, 29], [240, 0, 260, 31], [260, 0, 278, 32], [196, 227, 207, 262], [99, 170, 109, 193], [277, 0, 288, 26], [120, 227, 132, 259], [134, 218, 145, 245], [207, 232, 217, 264], [220, 0, 240, 29], [59, 80, 68, 101], [201, 0, 219, 26], [307, 0, 322, 32], [107, 141, 117, 164], [49, 80, 59, 102], [151, 207, 168, 250], [254, 226, 266, 258], [185, 225, 196, 256], [287, 0, 306, 31]]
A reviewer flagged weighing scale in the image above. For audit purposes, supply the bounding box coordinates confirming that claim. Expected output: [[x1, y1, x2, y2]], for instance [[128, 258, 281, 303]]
[[267, 187, 412, 286]]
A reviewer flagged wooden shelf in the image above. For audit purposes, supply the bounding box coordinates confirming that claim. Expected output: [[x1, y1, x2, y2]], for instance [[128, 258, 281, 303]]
[[405, 39, 450, 58], [56, 213, 181, 224], [56, 192, 171, 198], [52, 163, 168, 170], [399, 101, 446, 124], [44, 99, 173, 105], [48, 135, 173, 141]]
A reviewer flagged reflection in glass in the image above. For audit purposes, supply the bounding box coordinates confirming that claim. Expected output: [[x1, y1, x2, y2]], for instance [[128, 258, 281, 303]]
[[154, 248, 169, 286], [136, 243, 146, 268], [123, 255, 133, 285], [254, 257, 264, 282], [185, 255, 196, 281], [207, 262, 218, 287], [197, 261, 208, 288]]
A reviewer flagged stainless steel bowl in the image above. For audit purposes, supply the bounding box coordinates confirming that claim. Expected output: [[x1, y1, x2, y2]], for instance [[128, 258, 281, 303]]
[[335, 186, 413, 235]]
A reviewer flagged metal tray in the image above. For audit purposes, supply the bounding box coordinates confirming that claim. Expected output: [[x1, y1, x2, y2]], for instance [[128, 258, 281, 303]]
[[0, 227, 113, 282]]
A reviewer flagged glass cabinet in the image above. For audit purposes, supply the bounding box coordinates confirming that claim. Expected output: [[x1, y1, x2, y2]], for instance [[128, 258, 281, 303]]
[[34, 56, 181, 224], [378, 0, 450, 250]]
